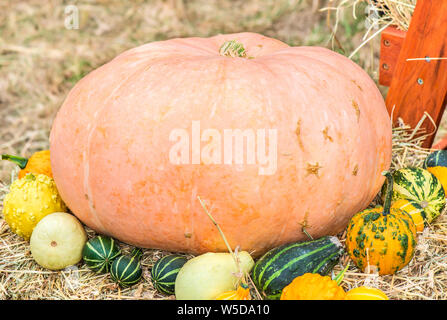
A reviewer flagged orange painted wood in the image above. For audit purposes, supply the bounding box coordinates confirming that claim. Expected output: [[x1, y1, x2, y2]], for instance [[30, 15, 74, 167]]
[[385, 0, 447, 148], [379, 26, 406, 87]]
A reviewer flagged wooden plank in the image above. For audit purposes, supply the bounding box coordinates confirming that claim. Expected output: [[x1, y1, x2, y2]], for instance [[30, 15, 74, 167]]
[[379, 26, 406, 87], [385, 0, 447, 148]]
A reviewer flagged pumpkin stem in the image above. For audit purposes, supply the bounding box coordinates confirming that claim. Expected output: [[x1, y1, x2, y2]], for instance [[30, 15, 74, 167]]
[[1, 154, 28, 169], [382, 170, 393, 216], [239, 282, 249, 290], [25, 173, 36, 181], [219, 40, 247, 58]]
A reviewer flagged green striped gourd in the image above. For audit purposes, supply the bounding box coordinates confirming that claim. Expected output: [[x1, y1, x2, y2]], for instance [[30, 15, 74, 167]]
[[110, 248, 143, 287], [151, 255, 188, 295], [251, 236, 343, 300], [82, 235, 121, 273], [423, 150, 447, 194], [389, 167, 445, 223]]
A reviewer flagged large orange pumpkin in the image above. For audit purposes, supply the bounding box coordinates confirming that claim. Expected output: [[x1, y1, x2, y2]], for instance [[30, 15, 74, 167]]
[[50, 32, 392, 256]]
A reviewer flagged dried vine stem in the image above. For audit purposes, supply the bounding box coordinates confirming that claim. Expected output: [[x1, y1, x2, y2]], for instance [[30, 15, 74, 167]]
[[197, 196, 234, 256], [197, 196, 249, 289]]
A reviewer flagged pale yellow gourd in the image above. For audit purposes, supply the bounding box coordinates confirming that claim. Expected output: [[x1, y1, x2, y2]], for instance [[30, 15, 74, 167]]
[[175, 251, 254, 300], [30, 212, 87, 270]]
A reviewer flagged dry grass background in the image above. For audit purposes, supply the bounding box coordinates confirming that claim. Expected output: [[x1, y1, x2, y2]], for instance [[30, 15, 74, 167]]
[[1, 0, 447, 300]]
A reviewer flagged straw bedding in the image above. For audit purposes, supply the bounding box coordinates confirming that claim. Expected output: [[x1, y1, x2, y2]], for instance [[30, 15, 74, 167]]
[[328, 0, 415, 31]]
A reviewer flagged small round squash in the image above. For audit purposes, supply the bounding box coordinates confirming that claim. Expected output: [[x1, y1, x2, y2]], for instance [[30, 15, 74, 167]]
[[390, 167, 445, 223], [110, 249, 143, 287], [346, 171, 417, 275], [82, 235, 121, 273], [280, 273, 346, 300], [30, 212, 87, 270], [345, 286, 388, 300], [151, 254, 188, 295], [3, 173, 67, 240]]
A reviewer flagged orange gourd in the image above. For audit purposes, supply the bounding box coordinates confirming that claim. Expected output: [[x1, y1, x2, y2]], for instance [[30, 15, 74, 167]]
[[2, 150, 52, 179], [215, 282, 251, 300], [280, 273, 346, 300], [346, 171, 417, 275], [345, 286, 388, 300], [50, 32, 392, 255]]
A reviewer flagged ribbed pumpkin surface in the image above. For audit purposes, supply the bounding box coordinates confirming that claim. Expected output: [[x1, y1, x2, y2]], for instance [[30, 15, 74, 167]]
[[50, 32, 392, 256]]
